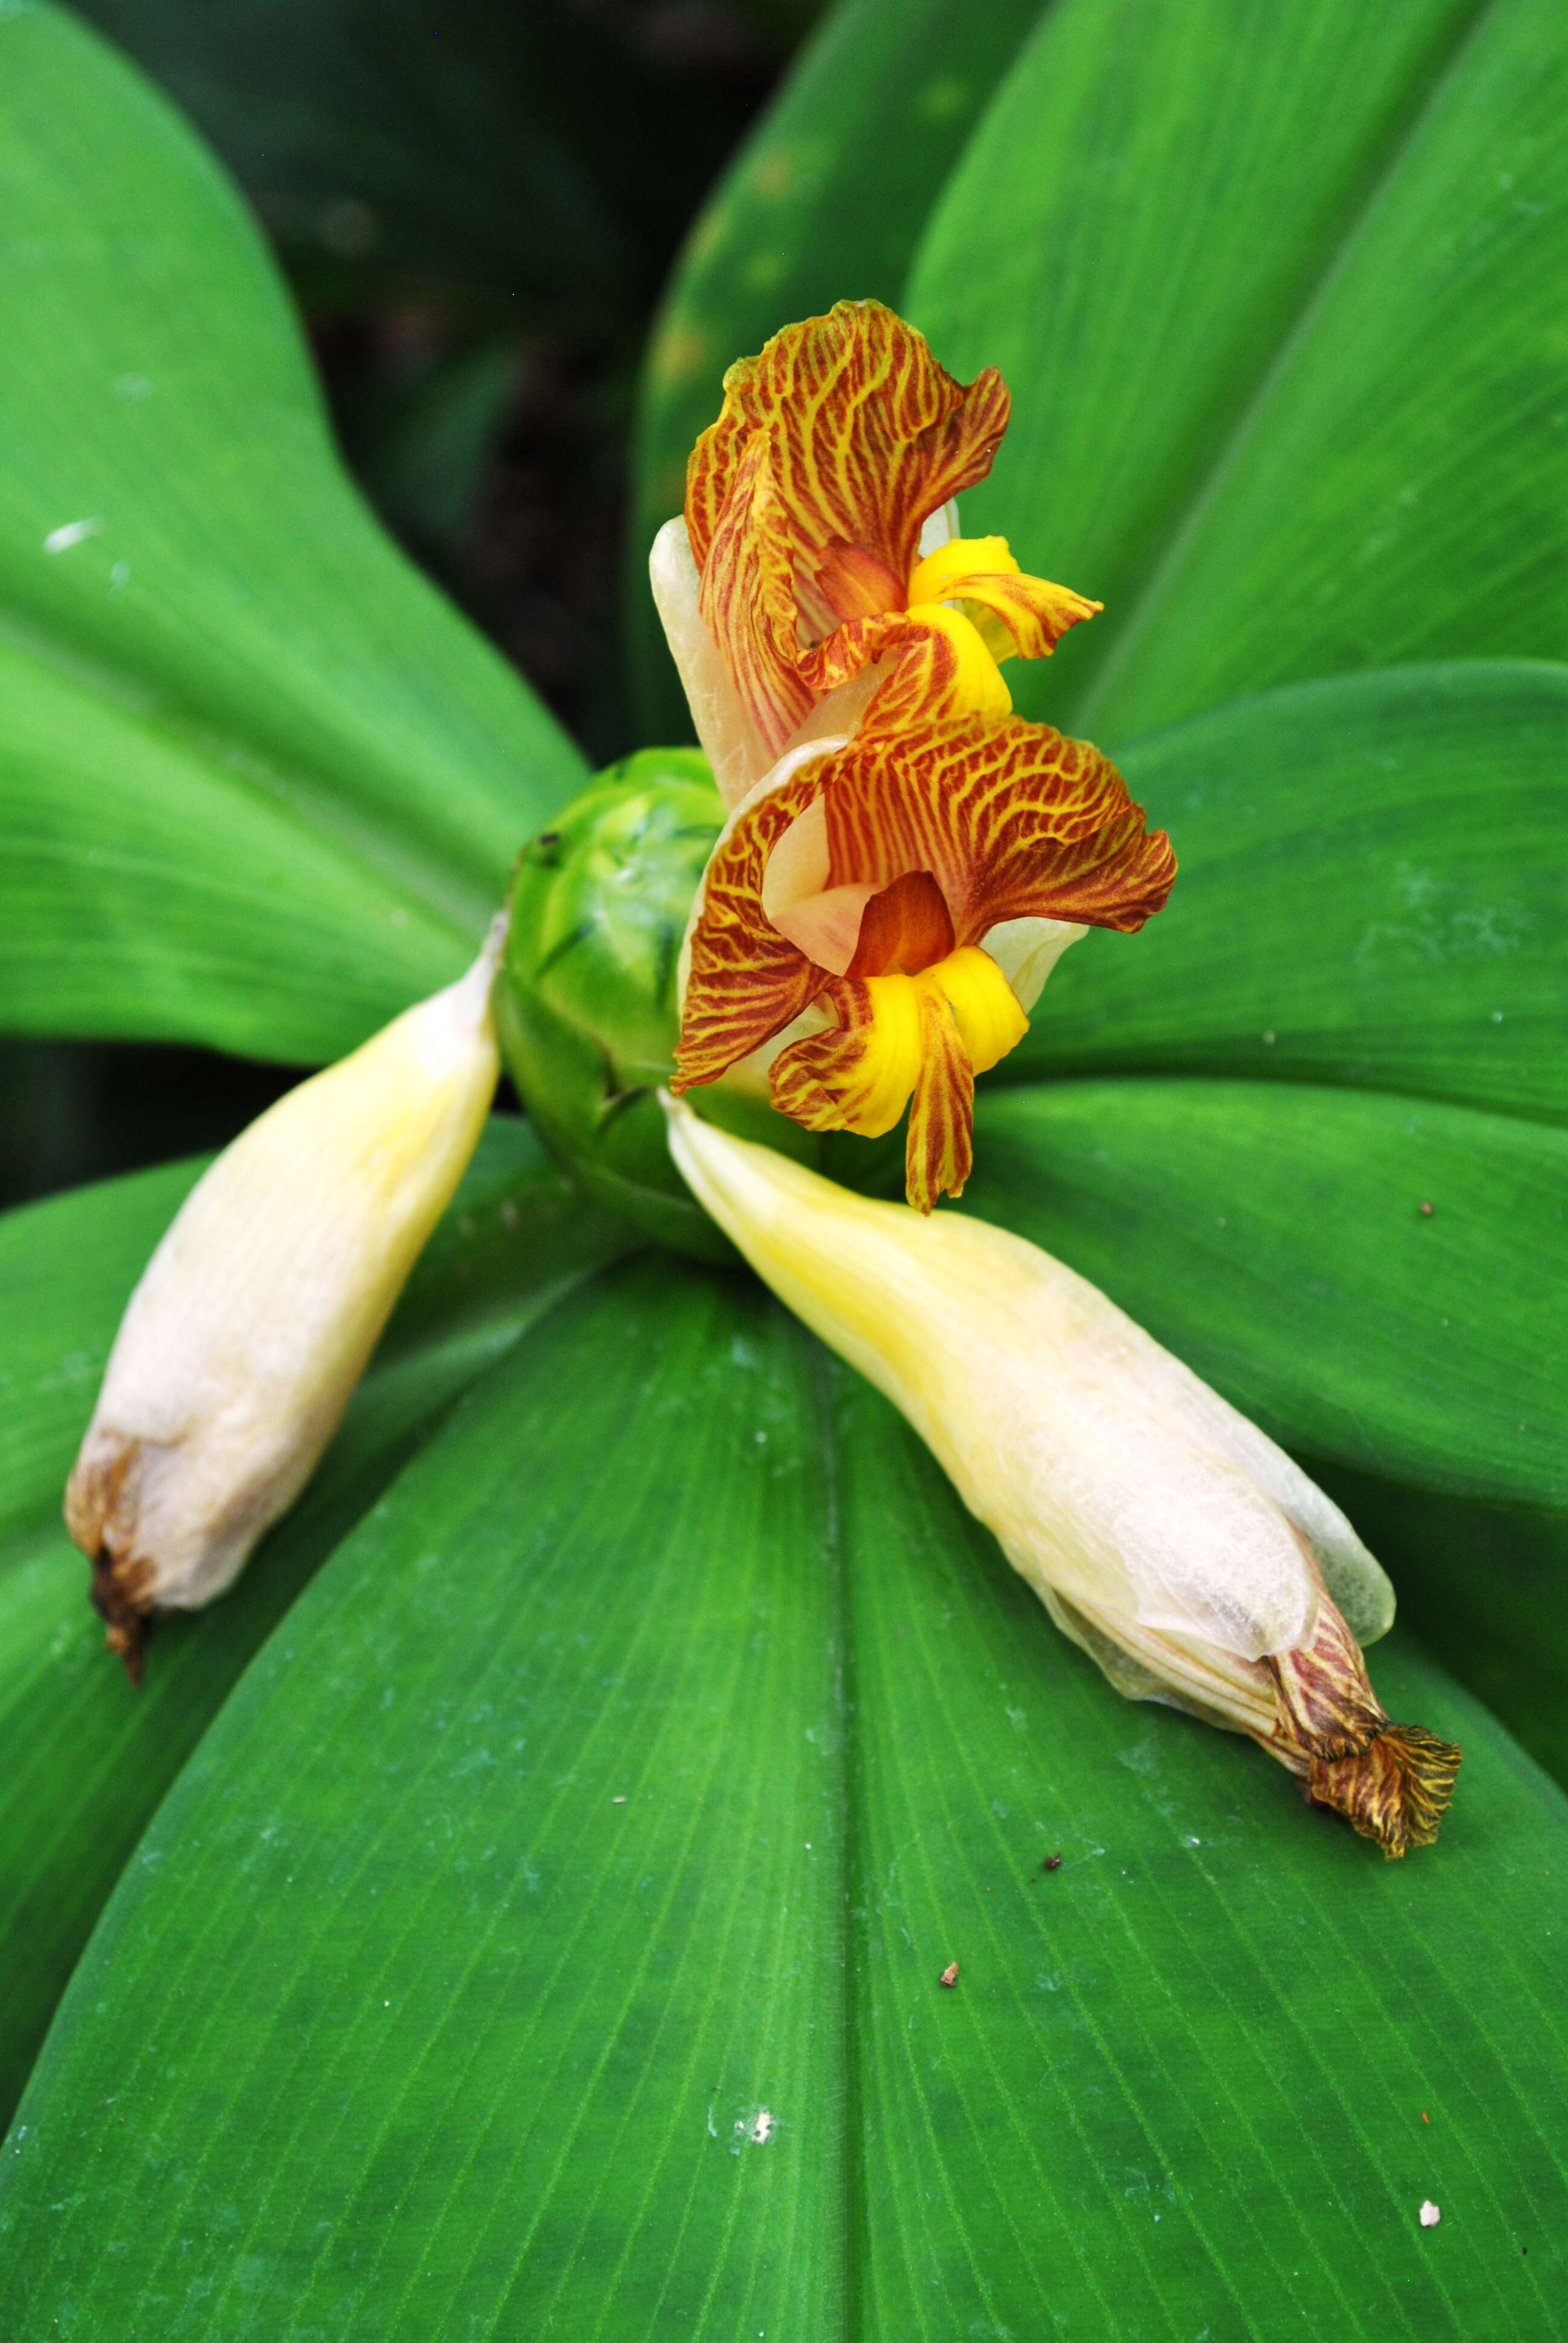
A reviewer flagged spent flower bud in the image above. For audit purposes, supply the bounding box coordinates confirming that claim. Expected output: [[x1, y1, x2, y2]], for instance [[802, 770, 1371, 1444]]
[[66, 925, 506, 1676], [665, 1099, 1460, 1856]]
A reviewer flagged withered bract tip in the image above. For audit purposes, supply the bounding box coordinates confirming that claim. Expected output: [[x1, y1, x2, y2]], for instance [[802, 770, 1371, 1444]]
[[1307, 1723, 1463, 1860], [88, 1545, 155, 1688]]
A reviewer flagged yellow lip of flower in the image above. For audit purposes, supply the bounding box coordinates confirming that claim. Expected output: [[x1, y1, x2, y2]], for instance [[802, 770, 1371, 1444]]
[[648, 302, 1100, 808], [662, 1099, 1463, 1860], [64, 923, 506, 1679], [672, 707, 1175, 1211], [770, 943, 1028, 1202], [890, 601, 1015, 723]]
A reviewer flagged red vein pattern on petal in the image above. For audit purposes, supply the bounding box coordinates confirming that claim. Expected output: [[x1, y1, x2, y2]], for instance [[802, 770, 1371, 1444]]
[[768, 976, 888, 1133], [905, 984, 976, 1213], [797, 608, 932, 700], [768, 966, 976, 1214], [685, 301, 1010, 587], [936, 568, 1102, 658], [673, 762, 828, 1092], [697, 434, 815, 758], [821, 715, 1177, 941]]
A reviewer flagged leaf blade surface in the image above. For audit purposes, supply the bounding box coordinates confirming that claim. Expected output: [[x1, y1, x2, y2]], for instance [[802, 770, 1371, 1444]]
[[0, 1121, 625, 2125], [0, 4, 586, 1058]]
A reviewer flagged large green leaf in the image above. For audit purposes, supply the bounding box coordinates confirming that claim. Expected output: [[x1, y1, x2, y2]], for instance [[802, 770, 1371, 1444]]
[[629, 0, 1045, 734], [0, 1120, 627, 2125], [965, 1080, 1567, 1510], [1012, 661, 1568, 1122], [828, 1371, 1566, 2339], [2, 1256, 1563, 2336], [906, 0, 1568, 739], [0, 4, 586, 1064]]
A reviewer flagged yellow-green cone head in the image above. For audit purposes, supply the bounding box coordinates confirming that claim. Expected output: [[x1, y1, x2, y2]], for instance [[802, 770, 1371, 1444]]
[[497, 749, 900, 1257]]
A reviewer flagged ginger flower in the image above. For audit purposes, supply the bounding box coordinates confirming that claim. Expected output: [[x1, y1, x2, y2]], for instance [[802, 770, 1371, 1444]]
[[665, 1101, 1463, 1858], [672, 706, 1175, 1211], [650, 300, 1100, 807]]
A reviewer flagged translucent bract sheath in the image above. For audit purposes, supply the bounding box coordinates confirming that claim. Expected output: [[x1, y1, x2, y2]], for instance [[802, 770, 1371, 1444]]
[[65, 928, 506, 1676], [664, 1100, 1462, 1858]]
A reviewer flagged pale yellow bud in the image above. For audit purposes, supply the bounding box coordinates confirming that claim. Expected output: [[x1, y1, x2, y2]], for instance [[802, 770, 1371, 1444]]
[[67, 925, 506, 1675], [664, 1098, 1460, 1855]]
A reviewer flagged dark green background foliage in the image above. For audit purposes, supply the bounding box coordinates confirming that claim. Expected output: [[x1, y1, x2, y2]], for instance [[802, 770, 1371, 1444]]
[[0, 1, 1565, 2335]]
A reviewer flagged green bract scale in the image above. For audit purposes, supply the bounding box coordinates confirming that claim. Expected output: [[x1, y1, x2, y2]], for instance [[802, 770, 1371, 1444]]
[[497, 750, 899, 1260]]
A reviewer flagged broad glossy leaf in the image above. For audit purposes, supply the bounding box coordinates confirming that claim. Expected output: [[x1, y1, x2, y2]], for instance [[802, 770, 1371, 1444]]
[[0, 4, 585, 1062], [2, 1258, 1564, 2336], [0, 1120, 626, 2125], [629, 0, 1045, 734], [965, 1079, 1567, 1510], [1, 1261, 849, 2336], [1012, 662, 1568, 1121], [907, 0, 1568, 739], [828, 1371, 1567, 2339]]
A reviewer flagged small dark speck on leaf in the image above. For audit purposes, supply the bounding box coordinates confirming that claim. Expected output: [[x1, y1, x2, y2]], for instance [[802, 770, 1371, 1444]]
[[939, 1961, 960, 1988], [1043, 1852, 1062, 1872], [1419, 1199, 1434, 1217]]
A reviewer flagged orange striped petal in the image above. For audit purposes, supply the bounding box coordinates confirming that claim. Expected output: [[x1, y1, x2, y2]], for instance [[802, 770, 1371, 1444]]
[[695, 434, 815, 761], [927, 568, 1101, 660], [672, 761, 828, 1093], [797, 605, 1011, 724], [905, 983, 976, 1213], [822, 715, 1177, 941], [770, 974, 975, 1213], [845, 870, 955, 977], [770, 975, 920, 1139], [685, 301, 1010, 589]]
